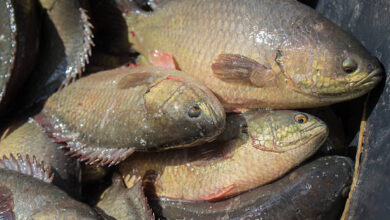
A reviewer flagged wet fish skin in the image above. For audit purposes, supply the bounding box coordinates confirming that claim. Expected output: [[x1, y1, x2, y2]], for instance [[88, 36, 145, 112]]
[[36, 66, 225, 166], [0, 0, 39, 117], [153, 156, 353, 220], [0, 155, 103, 220], [96, 173, 154, 220], [119, 0, 382, 109], [0, 118, 81, 197], [120, 110, 328, 201]]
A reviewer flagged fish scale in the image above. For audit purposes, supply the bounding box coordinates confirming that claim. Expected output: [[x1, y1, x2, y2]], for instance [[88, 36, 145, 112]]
[[120, 0, 382, 109]]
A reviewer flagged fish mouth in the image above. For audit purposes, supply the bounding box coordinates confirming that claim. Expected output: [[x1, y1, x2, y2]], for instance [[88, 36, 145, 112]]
[[354, 68, 383, 87], [293, 122, 328, 149]]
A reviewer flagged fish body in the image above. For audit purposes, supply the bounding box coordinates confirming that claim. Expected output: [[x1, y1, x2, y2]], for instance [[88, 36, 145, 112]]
[[0, 155, 102, 220], [120, 110, 328, 201], [35, 66, 225, 166], [154, 156, 353, 219], [120, 0, 382, 109], [0, 0, 39, 117], [0, 118, 81, 197]]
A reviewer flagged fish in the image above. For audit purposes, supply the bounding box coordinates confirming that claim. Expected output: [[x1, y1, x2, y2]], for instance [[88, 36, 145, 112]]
[[0, 118, 81, 197], [34, 66, 226, 167], [117, 0, 382, 110], [153, 156, 353, 219], [18, 0, 94, 111], [0, 0, 40, 117], [96, 173, 154, 220], [119, 109, 328, 201], [0, 154, 103, 219]]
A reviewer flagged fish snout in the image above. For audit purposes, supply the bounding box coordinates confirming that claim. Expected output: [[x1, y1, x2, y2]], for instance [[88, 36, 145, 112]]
[[307, 122, 329, 147]]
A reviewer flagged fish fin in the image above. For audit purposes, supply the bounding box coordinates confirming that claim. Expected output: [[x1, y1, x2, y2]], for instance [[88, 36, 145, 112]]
[[230, 108, 251, 113], [59, 8, 95, 89], [148, 50, 177, 70], [211, 54, 277, 87], [117, 72, 155, 89], [127, 178, 155, 220], [64, 145, 136, 167], [200, 184, 236, 201], [34, 112, 135, 167], [0, 186, 15, 220], [0, 154, 54, 184]]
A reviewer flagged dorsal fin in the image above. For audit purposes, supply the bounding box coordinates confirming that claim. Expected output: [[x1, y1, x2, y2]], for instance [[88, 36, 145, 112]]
[[0, 154, 54, 183]]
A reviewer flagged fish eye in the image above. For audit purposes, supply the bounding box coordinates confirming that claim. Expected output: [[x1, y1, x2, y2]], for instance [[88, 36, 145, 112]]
[[342, 58, 358, 74], [294, 114, 308, 124], [187, 105, 202, 118]]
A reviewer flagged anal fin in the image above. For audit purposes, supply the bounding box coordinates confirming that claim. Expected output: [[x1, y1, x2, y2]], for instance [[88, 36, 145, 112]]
[[200, 184, 236, 201], [211, 54, 278, 87], [64, 145, 136, 167]]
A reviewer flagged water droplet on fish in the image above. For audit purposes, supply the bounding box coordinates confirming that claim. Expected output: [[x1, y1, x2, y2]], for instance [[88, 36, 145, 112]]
[[140, 138, 147, 146]]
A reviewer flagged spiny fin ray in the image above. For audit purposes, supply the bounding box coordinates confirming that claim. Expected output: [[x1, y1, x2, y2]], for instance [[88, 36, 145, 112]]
[[0, 154, 54, 183]]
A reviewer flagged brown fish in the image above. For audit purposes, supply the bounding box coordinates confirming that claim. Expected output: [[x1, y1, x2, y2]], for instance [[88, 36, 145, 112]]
[[0, 118, 81, 197], [120, 110, 328, 201], [35, 66, 225, 167], [0, 154, 103, 219], [118, 0, 382, 110]]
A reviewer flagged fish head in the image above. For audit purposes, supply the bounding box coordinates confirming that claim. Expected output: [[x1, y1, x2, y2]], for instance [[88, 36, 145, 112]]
[[246, 110, 328, 153], [144, 73, 226, 148], [279, 17, 382, 102]]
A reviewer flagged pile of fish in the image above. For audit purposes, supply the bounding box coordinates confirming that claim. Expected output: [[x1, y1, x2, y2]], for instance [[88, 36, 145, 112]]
[[0, 0, 382, 219]]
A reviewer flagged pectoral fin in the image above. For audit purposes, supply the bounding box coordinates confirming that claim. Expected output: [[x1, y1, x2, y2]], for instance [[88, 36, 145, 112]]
[[148, 50, 177, 70], [117, 72, 155, 89], [211, 54, 277, 87], [200, 184, 236, 201]]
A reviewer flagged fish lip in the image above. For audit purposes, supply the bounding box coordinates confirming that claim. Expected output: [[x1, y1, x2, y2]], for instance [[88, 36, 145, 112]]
[[354, 68, 383, 87], [298, 124, 328, 149], [300, 123, 328, 144]]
